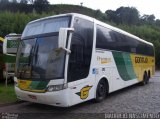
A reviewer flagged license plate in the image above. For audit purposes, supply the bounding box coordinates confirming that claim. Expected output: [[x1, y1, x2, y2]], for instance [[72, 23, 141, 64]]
[[28, 95, 37, 100]]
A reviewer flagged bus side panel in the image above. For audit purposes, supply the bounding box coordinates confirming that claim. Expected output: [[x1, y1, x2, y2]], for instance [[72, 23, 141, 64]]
[[67, 76, 95, 106], [112, 51, 139, 87], [130, 54, 155, 81], [95, 50, 125, 93]]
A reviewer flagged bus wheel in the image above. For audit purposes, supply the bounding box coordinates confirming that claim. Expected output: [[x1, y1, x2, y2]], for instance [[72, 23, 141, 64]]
[[147, 70, 151, 83], [141, 72, 149, 85], [95, 79, 107, 102]]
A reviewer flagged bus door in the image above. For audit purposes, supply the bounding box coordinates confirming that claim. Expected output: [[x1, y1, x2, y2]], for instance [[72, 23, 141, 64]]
[[67, 17, 94, 105]]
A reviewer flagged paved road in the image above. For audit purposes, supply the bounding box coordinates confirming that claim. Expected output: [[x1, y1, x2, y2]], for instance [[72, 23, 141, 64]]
[[1, 71, 160, 119]]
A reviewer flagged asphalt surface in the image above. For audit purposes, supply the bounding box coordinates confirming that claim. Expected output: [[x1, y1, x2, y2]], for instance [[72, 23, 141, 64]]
[[1, 71, 160, 119]]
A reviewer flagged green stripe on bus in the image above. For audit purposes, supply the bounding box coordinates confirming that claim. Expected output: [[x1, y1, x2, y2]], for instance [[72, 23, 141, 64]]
[[29, 81, 48, 90], [122, 53, 136, 79], [112, 52, 136, 81], [36, 81, 49, 90]]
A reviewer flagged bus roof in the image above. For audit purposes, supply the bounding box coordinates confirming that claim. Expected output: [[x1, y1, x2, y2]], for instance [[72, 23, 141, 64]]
[[28, 13, 94, 24], [28, 13, 153, 46]]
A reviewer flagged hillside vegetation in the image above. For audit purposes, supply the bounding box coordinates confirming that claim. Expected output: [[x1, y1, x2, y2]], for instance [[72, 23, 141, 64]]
[[0, 1, 160, 68]]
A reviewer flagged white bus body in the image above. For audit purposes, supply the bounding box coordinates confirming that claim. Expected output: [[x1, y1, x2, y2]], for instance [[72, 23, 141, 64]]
[[14, 13, 155, 107]]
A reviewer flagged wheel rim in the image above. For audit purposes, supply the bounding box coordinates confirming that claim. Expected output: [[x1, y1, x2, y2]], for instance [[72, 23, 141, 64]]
[[98, 81, 106, 97]]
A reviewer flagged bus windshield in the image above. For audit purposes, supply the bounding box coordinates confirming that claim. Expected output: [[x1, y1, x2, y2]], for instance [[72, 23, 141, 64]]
[[16, 16, 71, 80], [22, 16, 70, 38], [16, 35, 65, 80]]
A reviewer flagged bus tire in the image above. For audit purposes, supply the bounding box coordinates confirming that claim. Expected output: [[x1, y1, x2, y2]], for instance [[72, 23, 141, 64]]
[[148, 70, 151, 79], [95, 79, 107, 102], [141, 72, 149, 85]]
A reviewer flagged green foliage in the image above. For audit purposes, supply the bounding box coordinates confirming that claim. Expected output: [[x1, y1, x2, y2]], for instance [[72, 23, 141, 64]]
[[0, 11, 52, 37], [20, 0, 28, 4], [34, 0, 50, 13], [141, 14, 156, 25], [106, 7, 140, 25], [0, 0, 9, 4], [0, 84, 17, 104]]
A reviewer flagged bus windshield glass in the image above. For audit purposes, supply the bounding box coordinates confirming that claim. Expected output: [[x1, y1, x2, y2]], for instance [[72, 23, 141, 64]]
[[22, 16, 70, 38], [16, 35, 66, 80], [16, 16, 71, 80]]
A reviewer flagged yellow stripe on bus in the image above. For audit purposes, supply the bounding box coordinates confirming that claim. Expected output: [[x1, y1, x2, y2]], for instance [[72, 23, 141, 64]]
[[130, 54, 155, 81], [18, 79, 32, 90]]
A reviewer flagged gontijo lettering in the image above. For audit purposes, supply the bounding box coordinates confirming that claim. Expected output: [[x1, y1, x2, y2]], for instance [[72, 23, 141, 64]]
[[135, 57, 148, 63], [97, 56, 111, 64]]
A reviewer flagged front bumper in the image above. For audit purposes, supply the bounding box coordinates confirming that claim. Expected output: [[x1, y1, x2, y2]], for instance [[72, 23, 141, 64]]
[[15, 86, 70, 107]]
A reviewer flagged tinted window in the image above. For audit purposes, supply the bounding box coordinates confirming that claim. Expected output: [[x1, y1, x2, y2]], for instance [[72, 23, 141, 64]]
[[96, 26, 113, 49], [67, 18, 93, 82], [136, 40, 154, 56], [16, 34, 66, 80], [96, 25, 154, 56]]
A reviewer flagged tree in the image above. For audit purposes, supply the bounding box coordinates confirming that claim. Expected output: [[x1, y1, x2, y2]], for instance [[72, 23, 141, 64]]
[[141, 14, 155, 24], [0, 0, 9, 3], [34, 0, 50, 13], [28, 0, 34, 4], [156, 19, 160, 27], [17, 0, 34, 4], [34, 0, 49, 5], [12, 0, 17, 3], [105, 10, 118, 22], [19, 0, 28, 4], [105, 7, 140, 25], [148, 14, 155, 22], [115, 7, 139, 25]]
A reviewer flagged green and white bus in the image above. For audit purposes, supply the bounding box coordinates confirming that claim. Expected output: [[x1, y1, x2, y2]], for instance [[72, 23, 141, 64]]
[[0, 37, 4, 80], [14, 13, 155, 107], [3, 33, 21, 79]]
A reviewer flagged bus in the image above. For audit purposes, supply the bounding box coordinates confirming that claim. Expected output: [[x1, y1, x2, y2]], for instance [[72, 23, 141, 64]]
[[14, 13, 155, 107], [0, 37, 3, 52], [0, 37, 4, 80], [3, 33, 21, 79]]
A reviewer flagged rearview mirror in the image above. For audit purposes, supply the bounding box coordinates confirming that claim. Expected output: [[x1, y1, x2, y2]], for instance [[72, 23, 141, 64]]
[[58, 28, 74, 49]]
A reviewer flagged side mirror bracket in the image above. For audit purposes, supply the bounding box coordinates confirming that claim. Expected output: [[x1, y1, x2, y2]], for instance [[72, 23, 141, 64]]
[[58, 28, 74, 50]]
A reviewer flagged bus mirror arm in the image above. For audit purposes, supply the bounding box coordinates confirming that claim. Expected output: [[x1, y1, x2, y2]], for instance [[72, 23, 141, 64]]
[[61, 47, 71, 54], [58, 28, 74, 50]]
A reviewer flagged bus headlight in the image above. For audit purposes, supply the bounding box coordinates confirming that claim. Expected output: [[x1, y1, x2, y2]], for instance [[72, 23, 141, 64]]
[[46, 84, 68, 92]]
